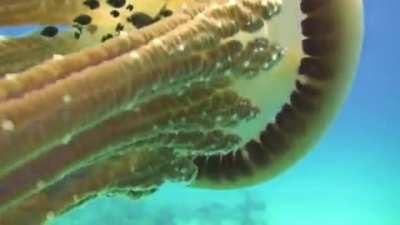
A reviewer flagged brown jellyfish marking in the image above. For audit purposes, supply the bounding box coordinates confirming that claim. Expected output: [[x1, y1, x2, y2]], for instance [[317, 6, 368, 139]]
[[127, 12, 158, 28], [192, 0, 364, 189], [40, 26, 59, 38], [107, 0, 126, 8], [126, 4, 134, 11], [0, 0, 98, 26], [0, 0, 169, 42], [73, 14, 93, 26], [83, 0, 100, 10], [110, 9, 121, 18]]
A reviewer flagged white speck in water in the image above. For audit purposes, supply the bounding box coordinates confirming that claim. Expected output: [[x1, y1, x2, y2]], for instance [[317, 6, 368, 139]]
[[224, 69, 232, 76], [119, 31, 128, 38], [52, 54, 64, 61], [228, 0, 237, 6], [63, 94, 72, 104], [130, 165, 136, 173], [46, 211, 55, 220], [73, 194, 80, 203], [1, 119, 15, 131], [123, 102, 134, 111], [5, 73, 17, 81], [178, 44, 185, 52], [129, 51, 140, 59], [152, 38, 163, 47], [62, 134, 73, 145], [36, 180, 46, 190]]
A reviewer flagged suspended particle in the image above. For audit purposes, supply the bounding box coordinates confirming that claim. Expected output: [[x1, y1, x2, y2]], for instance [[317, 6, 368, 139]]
[[160, 9, 173, 18]]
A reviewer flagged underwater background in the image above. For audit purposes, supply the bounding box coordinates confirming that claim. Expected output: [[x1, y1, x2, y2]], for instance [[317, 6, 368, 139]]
[[0, 0, 399, 224]]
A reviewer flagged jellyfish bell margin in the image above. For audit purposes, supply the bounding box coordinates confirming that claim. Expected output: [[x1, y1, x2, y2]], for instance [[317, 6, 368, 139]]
[[192, 0, 364, 189]]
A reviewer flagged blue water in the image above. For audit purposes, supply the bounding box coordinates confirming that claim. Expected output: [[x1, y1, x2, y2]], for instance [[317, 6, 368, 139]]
[[1, 0, 399, 224]]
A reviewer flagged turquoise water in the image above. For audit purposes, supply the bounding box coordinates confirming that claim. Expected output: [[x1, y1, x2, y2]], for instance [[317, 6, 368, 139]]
[[1, 0, 399, 224]]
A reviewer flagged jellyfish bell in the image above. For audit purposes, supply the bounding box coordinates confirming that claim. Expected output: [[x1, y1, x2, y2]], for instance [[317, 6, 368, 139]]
[[0, 0, 364, 223], [192, 0, 364, 188]]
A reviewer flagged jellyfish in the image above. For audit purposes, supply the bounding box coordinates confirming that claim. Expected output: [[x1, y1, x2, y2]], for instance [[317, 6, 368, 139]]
[[0, 0, 363, 224]]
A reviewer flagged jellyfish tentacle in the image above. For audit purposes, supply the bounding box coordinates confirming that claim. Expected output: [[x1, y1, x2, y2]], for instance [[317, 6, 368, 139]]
[[0, 36, 276, 213], [0, 0, 281, 179], [0, 148, 195, 225], [0, 31, 107, 76], [0, 14, 192, 176], [0, 2, 283, 215], [0, 13, 191, 100], [0, 0, 92, 26]]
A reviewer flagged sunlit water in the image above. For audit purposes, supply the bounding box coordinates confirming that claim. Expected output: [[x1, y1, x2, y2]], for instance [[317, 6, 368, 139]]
[[1, 0, 399, 224]]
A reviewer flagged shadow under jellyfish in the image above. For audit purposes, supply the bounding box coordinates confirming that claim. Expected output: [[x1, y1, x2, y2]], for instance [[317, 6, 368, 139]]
[[0, 0, 363, 224]]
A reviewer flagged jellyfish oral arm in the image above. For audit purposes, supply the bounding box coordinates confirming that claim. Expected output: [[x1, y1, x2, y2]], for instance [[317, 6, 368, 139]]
[[0, 0, 288, 223]]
